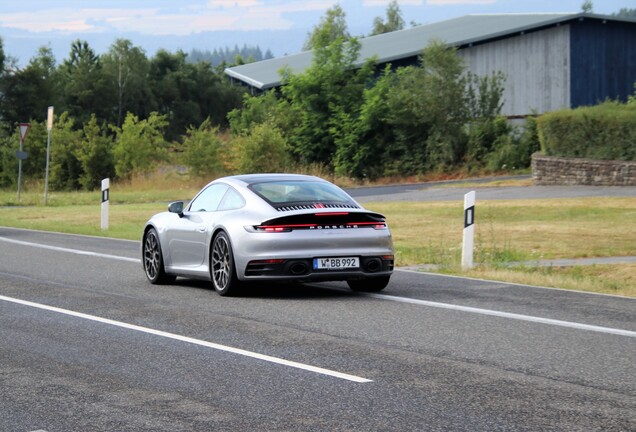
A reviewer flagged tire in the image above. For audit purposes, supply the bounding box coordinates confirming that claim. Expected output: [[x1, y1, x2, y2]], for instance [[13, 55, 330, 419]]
[[143, 228, 176, 284], [210, 231, 241, 296], [347, 275, 390, 292]]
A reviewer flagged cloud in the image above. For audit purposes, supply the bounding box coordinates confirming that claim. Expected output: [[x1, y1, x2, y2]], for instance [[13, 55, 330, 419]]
[[208, 0, 263, 7], [363, 0, 423, 6], [427, 0, 497, 4], [0, 1, 339, 35]]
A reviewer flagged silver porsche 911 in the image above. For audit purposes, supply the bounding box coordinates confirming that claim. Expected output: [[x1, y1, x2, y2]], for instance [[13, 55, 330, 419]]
[[142, 174, 394, 296]]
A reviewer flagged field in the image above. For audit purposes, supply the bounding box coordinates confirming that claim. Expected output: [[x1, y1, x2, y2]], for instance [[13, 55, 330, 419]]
[[1, 178, 635, 297]]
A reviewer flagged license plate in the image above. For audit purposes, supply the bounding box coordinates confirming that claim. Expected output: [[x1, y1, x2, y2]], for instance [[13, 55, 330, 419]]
[[313, 257, 359, 270]]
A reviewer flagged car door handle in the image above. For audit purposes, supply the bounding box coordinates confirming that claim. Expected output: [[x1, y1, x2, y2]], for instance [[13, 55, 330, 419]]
[[197, 226, 206, 232]]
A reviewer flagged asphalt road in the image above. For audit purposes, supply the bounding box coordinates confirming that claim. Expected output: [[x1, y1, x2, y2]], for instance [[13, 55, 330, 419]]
[[1, 227, 635, 431], [346, 177, 636, 202]]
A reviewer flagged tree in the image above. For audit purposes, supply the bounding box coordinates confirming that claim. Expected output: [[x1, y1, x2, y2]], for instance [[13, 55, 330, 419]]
[[581, 1, 593, 13], [228, 91, 281, 136], [181, 118, 225, 177], [334, 65, 397, 178], [0, 47, 59, 129], [49, 112, 84, 190], [303, 5, 350, 50], [112, 112, 168, 179], [371, 0, 405, 35], [231, 120, 291, 174], [388, 40, 470, 171], [102, 39, 152, 128], [0, 36, 5, 73], [0, 121, 48, 187], [614, 8, 636, 18], [76, 115, 115, 190], [335, 39, 505, 179], [149, 49, 242, 142], [281, 36, 375, 165], [58, 40, 111, 125]]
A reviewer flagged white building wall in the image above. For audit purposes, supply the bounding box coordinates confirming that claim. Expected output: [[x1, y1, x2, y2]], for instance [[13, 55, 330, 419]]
[[458, 25, 571, 117]]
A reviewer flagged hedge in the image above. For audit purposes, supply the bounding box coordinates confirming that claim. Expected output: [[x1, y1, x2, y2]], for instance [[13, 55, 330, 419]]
[[536, 102, 636, 161]]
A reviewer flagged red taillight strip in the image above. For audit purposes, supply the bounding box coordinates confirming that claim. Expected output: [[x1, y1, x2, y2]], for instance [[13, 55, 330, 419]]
[[256, 221, 386, 232]]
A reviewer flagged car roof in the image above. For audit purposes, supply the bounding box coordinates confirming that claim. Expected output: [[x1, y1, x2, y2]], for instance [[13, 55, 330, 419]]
[[220, 174, 326, 186]]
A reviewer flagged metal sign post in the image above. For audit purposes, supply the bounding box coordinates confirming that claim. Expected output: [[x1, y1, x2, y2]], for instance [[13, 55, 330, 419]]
[[101, 178, 110, 230], [17, 123, 30, 201], [461, 191, 476, 270], [44, 106, 53, 205]]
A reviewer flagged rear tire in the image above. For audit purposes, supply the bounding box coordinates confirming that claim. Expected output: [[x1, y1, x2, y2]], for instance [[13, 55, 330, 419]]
[[347, 276, 390, 292], [210, 231, 241, 296], [143, 228, 176, 285]]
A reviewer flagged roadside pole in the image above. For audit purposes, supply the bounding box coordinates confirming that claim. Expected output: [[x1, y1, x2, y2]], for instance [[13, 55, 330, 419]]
[[44, 106, 53, 205], [461, 191, 476, 270], [17, 123, 30, 201], [101, 178, 110, 230]]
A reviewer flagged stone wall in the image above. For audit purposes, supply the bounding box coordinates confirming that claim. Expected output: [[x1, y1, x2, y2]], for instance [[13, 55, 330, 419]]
[[532, 154, 636, 186]]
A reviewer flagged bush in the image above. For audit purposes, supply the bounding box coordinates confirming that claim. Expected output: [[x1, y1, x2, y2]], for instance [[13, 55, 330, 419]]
[[112, 112, 169, 179], [181, 118, 225, 177], [537, 102, 636, 161], [76, 115, 115, 190], [486, 116, 540, 171], [231, 121, 291, 174]]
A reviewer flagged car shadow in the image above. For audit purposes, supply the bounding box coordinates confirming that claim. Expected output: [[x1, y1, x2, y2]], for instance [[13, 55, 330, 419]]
[[169, 278, 356, 300]]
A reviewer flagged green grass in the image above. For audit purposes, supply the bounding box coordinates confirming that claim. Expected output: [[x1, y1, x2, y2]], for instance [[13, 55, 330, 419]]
[[1, 185, 635, 297]]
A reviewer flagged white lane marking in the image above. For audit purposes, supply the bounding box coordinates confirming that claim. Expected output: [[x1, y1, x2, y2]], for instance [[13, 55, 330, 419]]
[[0, 236, 139, 263], [366, 293, 636, 338], [2, 235, 633, 339], [0, 294, 371, 383]]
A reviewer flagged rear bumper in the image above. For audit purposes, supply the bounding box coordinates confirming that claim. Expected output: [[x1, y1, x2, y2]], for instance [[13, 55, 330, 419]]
[[241, 255, 394, 282]]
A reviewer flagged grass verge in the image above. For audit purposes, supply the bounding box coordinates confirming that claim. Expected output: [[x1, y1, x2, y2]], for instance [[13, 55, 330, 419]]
[[1, 186, 634, 297]]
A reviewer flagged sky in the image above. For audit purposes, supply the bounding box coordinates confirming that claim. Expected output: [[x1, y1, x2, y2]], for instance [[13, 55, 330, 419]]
[[1, 0, 634, 66]]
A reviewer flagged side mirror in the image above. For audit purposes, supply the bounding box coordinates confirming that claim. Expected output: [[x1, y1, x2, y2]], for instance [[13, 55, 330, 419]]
[[168, 201, 184, 217]]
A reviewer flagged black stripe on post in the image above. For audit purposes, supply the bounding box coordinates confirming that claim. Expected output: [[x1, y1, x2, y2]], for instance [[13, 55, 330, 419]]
[[102, 189, 109, 203], [464, 205, 475, 228]]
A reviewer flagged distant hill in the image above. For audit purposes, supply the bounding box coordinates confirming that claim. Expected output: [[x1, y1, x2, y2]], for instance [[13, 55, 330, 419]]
[[187, 45, 274, 66]]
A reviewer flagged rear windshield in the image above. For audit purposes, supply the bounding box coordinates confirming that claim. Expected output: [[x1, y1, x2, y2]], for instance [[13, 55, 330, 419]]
[[250, 181, 355, 205]]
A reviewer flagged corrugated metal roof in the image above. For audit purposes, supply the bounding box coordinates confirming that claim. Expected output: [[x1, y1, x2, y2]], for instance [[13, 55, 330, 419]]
[[224, 13, 636, 90]]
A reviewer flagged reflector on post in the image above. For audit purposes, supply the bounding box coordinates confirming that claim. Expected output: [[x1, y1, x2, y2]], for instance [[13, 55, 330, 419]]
[[462, 191, 476, 270], [101, 178, 109, 230]]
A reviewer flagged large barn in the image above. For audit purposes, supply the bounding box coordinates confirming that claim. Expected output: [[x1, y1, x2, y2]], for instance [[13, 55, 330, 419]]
[[224, 13, 636, 118]]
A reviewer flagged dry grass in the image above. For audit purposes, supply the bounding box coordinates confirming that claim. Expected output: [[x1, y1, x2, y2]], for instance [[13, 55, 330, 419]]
[[367, 198, 636, 265], [457, 263, 636, 298], [1, 179, 634, 297], [0, 203, 164, 240]]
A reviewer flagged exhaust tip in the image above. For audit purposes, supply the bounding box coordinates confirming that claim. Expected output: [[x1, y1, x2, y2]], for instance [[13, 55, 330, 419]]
[[290, 262, 309, 275], [365, 258, 382, 273]]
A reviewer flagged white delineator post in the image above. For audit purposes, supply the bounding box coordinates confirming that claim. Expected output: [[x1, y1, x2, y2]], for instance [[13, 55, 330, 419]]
[[101, 178, 110, 230], [44, 106, 54, 205], [462, 191, 476, 270]]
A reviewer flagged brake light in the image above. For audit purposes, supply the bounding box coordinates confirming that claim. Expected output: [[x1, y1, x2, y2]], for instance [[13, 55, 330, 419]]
[[264, 227, 287, 232], [254, 223, 315, 232], [249, 259, 286, 264]]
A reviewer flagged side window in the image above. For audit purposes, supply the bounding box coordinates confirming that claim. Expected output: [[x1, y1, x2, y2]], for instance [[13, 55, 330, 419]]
[[218, 187, 246, 211], [189, 184, 229, 212]]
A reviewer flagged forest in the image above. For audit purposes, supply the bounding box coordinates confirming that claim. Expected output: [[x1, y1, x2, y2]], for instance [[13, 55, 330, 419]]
[[0, 2, 634, 191]]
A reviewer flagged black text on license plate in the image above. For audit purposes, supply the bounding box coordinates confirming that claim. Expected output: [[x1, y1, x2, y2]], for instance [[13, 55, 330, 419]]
[[313, 257, 359, 270]]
